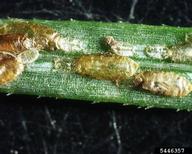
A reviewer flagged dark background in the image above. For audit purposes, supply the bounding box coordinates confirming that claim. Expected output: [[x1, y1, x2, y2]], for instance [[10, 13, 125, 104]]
[[1, 0, 192, 154]]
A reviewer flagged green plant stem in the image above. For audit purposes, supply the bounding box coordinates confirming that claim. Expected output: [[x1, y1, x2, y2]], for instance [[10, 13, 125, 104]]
[[0, 19, 192, 110]]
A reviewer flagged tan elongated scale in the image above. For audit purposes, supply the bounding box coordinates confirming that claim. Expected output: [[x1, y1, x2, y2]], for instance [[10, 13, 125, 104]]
[[0, 34, 35, 53], [144, 33, 192, 63], [103, 36, 121, 53], [144, 43, 192, 63], [0, 53, 24, 85], [0, 21, 84, 52], [73, 54, 139, 83], [0, 34, 40, 71], [165, 43, 192, 63], [0, 21, 57, 50], [134, 71, 192, 97], [103, 36, 135, 56]]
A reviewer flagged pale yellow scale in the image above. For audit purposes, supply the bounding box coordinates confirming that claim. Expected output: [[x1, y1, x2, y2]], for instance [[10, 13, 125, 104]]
[[73, 54, 139, 84]]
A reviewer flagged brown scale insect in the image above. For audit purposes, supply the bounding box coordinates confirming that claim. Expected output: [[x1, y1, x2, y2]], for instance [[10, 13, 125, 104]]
[[0, 21, 67, 85], [103, 36, 121, 53], [0, 53, 24, 85], [103, 36, 134, 56], [0, 34, 34, 53], [73, 54, 139, 84], [0, 21, 66, 51], [0, 21, 53, 35], [134, 71, 192, 97], [0, 33, 35, 85]]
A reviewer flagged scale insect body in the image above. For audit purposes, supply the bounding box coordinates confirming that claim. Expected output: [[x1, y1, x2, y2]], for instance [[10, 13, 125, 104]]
[[17, 49, 40, 64], [0, 20, 86, 85], [0, 34, 35, 53], [145, 33, 192, 63], [0, 53, 24, 85], [165, 43, 192, 63], [0, 21, 60, 85], [144, 45, 168, 59], [0, 23, 59, 51], [0, 33, 41, 85], [145, 43, 192, 63], [103, 36, 135, 56], [73, 54, 139, 83], [134, 71, 192, 97], [0, 21, 84, 52]]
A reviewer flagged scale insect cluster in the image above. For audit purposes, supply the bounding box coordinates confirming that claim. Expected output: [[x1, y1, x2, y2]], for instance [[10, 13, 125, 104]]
[[0, 20, 85, 52]]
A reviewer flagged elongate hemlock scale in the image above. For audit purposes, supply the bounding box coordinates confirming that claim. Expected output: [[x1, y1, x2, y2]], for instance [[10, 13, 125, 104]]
[[2, 19, 192, 110], [103, 36, 135, 56], [165, 43, 192, 63], [0, 34, 35, 53], [0, 53, 24, 85], [134, 71, 192, 97], [0, 21, 58, 51], [0, 21, 85, 52], [73, 54, 139, 84], [145, 33, 192, 64], [0, 20, 82, 85]]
